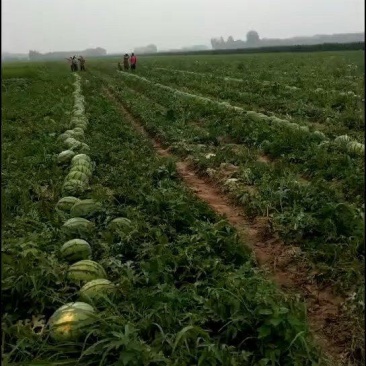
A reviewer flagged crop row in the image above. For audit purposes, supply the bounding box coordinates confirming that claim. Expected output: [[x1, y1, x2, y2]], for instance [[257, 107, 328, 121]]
[[91, 69, 364, 295], [154, 66, 362, 100], [141, 52, 363, 93], [112, 69, 364, 195], [142, 66, 364, 137], [118, 70, 364, 153]]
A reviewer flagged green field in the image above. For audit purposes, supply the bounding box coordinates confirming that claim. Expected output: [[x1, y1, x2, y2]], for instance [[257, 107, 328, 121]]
[[2, 51, 364, 365]]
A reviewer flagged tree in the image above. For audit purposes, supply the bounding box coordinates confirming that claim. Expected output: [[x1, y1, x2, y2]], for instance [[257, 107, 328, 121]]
[[227, 36, 235, 49], [246, 30, 260, 46]]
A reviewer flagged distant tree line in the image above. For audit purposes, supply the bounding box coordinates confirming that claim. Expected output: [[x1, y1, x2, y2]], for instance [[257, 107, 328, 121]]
[[211, 31, 365, 50], [135, 42, 364, 57], [28, 47, 107, 60], [134, 44, 158, 54]]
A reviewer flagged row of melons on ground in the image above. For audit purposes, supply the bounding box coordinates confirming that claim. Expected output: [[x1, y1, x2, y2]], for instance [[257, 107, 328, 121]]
[[49, 74, 126, 341]]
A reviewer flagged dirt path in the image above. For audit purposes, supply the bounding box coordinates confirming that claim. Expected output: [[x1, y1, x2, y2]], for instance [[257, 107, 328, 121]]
[[103, 86, 357, 366]]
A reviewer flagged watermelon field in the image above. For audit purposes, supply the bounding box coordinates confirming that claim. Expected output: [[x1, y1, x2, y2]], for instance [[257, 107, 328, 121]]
[[2, 50, 364, 365]]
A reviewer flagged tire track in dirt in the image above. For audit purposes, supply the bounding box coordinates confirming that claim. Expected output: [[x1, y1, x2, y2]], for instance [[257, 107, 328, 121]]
[[103, 85, 358, 366]]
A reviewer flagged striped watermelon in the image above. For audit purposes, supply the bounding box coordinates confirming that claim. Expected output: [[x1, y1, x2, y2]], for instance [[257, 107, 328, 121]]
[[65, 171, 89, 184], [69, 165, 92, 177], [71, 154, 92, 164], [64, 137, 82, 149], [71, 160, 93, 171], [78, 143, 90, 154], [79, 279, 116, 304], [65, 129, 84, 140], [56, 196, 80, 212], [67, 260, 107, 283], [62, 179, 88, 196], [60, 239, 92, 262], [108, 217, 132, 231], [48, 302, 96, 341], [70, 199, 102, 218], [57, 132, 73, 142], [57, 150, 75, 164], [62, 217, 95, 237]]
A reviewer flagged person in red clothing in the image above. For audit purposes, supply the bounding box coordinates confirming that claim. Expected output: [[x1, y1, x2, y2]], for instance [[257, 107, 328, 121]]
[[130, 53, 137, 71]]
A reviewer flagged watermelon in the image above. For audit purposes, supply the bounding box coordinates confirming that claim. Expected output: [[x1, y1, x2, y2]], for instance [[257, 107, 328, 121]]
[[71, 143, 90, 154], [65, 171, 89, 184], [60, 239, 92, 262], [67, 260, 107, 283], [71, 154, 92, 164], [71, 160, 93, 171], [65, 129, 84, 138], [108, 217, 132, 230], [69, 165, 92, 177], [348, 141, 364, 155], [62, 217, 95, 236], [79, 279, 116, 304], [73, 122, 88, 130], [64, 138, 82, 149], [56, 196, 80, 212], [73, 127, 85, 134], [62, 179, 88, 196], [48, 302, 96, 341], [70, 199, 102, 218], [335, 135, 351, 144], [246, 111, 269, 123], [58, 132, 73, 142], [78, 143, 90, 154], [57, 150, 76, 164], [313, 130, 326, 140]]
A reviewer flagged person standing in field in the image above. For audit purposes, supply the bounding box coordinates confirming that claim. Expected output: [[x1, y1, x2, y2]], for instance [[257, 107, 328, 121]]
[[72, 56, 78, 72], [78, 56, 86, 71], [130, 53, 137, 71], [66, 57, 74, 72], [123, 53, 129, 71]]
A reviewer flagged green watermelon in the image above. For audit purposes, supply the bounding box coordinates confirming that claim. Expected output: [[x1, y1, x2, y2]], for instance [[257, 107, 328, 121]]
[[69, 164, 92, 177], [313, 130, 326, 140], [71, 154, 92, 164], [65, 129, 84, 140], [65, 171, 89, 184], [57, 150, 76, 164], [64, 137, 82, 149], [108, 217, 132, 231], [78, 143, 90, 154], [62, 179, 88, 196], [57, 131, 74, 142], [71, 160, 93, 171], [60, 239, 92, 262], [348, 141, 364, 156], [79, 279, 116, 304], [62, 217, 95, 236], [335, 135, 351, 144], [48, 302, 96, 341], [67, 260, 107, 283], [70, 199, 102, 218], [56, 196, 80, 212]]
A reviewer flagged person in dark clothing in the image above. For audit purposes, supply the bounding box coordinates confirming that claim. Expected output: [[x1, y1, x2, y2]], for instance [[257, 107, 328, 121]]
[[72, 56, 78, 72], [123, 54, 129, 71], [130, 53, 137, 71], [67, 57, 74, 72], [78, 56, 86, 71]]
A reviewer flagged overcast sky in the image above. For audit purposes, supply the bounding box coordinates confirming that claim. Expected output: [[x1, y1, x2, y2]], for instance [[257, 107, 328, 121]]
[[2, 0, 364, 54]]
